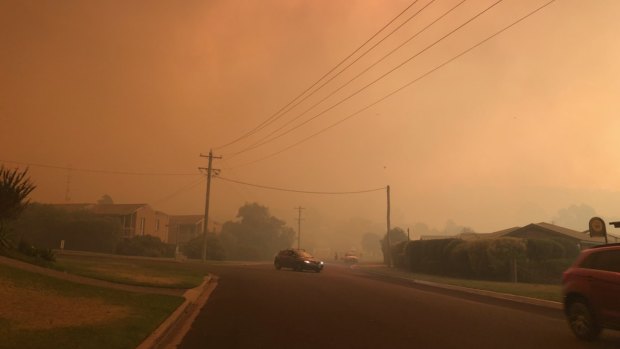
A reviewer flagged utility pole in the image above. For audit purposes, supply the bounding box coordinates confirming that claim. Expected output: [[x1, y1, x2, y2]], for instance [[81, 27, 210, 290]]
[[386, 185, 392, 268], [64, 166, 72, 202], [295, 206, 305, 250], [199, 150, 221, 262]]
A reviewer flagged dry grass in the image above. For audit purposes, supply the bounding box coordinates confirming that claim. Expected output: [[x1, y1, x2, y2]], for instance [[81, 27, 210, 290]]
[[0, 279, 130, 330]]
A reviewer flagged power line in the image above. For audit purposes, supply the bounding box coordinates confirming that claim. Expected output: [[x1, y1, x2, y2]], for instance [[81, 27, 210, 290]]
[[216, 175, 385, 195], [152, 177, 205, 206], [229, 0, 464, 158], [0, 159, 200, 176], [214, 0, 421, 151], [225, 0, 556, 169], [228, 0, 502, 157]]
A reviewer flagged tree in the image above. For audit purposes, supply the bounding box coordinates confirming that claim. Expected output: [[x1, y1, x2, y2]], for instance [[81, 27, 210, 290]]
[[182, 233, 225, 260], [0, 166, 36, 249], [97, 194, 114, 205], [361, 232, 381, 256], [220, 203, 295, 260], [11, 203, 123, 253], [552, 204, 596, 231], [380, 227, 408, 265]]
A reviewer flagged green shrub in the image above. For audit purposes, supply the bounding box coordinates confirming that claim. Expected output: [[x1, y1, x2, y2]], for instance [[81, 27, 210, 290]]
[[526, 238, 566, 261], [518, 258, 572, 283], [404, 239, 464, 274]]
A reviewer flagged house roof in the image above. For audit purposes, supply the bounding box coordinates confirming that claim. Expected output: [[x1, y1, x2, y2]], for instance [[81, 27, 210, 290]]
[[53, 203, 150, 215], [91, 204, 149, 215], [52, 203, 93, 212], [499, 222, 606, 244]]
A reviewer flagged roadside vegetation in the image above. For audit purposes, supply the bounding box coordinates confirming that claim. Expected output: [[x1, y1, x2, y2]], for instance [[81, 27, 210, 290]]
[[383, 230, 578, 285], [357, 263, 562, 302], [0, 263, 183, 349]]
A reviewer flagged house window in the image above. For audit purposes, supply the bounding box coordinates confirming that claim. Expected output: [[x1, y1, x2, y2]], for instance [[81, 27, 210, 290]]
[[156, 219, 160, 231], [140, 218, 145, 235]]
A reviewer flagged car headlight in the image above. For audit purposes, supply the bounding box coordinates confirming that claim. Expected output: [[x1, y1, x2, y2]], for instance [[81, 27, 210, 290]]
[[303, 260, 310, 264]]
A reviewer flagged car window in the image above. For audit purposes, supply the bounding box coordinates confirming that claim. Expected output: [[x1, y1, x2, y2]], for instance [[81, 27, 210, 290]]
[[297, 251, 312, 258], [580, 250, 620, 272]]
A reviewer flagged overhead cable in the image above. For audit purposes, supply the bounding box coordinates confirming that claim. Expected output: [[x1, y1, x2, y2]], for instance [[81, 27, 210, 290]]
[[230, 0, 464, 158], [225, 0, 556, 169], [0, 159, 200, 176], [216, 175, 385, 195], [229, 0, 501, 157], [214, 0, 421, 151]]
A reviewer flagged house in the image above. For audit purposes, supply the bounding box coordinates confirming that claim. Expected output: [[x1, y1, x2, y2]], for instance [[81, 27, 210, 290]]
[[168, 215, 203, 246], [492, 222, 607, 249], [420, 222, 613, 249], [168, 215, 220, 246], [53, 203, 169, 243]]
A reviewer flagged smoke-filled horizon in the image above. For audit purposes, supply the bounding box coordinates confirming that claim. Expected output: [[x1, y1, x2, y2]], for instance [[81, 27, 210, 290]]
[[3, 0, 620, 242]]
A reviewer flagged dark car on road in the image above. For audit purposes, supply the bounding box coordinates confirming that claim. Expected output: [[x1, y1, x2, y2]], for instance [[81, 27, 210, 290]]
[[274, 249, 324, 272], [562, 243, 620, 340]]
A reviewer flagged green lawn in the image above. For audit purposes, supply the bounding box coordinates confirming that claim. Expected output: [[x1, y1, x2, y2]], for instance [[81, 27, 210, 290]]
[[54, 253, 210, 288], [0, 264, 184, 349], [358, 265, 563, 302]]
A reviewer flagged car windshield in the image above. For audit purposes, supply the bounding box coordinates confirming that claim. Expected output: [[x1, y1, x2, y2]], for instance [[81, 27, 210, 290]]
[[296, 251, 313, 258]]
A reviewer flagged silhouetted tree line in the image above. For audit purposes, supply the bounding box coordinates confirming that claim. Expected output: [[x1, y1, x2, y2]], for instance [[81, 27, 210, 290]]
[[9, 201, 296, 261], [385, 236, 579, 283], [10, 203, 123, 253], [220, 203, 295, 260], [181, 202, 295, 261]]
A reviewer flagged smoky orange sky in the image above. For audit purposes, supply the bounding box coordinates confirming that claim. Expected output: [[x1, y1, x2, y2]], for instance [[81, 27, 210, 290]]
[[2, 0, 620, 244]]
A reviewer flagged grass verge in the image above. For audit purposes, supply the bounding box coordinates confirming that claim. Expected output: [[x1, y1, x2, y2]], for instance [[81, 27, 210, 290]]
[[357, 264, 562, 302], [54, 253, 210, 289], [0, 263, 183, 349]]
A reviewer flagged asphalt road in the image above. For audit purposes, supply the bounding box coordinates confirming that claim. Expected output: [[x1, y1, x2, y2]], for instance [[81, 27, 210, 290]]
[[178, 262, 620, 349]]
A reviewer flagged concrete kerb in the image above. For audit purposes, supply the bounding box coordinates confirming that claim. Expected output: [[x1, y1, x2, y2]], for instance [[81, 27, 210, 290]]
[[355, 265, 563, 311], [137, 274, 218, 349]]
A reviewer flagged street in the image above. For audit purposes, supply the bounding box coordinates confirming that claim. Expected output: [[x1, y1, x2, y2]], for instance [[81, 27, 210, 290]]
[[179, 263, 620, 349]]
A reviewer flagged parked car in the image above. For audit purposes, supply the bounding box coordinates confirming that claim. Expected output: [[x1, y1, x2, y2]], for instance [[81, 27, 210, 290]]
[[274, 249, 324, 273], [562, 243, 620, 340]]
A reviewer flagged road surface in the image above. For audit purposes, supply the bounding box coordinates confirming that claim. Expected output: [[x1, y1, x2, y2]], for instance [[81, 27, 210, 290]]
[[179, 262, 620, 349]]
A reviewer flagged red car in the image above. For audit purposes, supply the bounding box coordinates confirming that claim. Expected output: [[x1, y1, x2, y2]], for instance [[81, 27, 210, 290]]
[[562, 243, 620, 340]]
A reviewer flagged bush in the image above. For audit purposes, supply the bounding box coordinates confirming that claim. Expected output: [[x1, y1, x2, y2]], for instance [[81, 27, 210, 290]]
[[181, 233, 225, 260], [16, 238, 56, 262], [526, 238, 566, 261], [116, 235, 175, 258], [404, 239, 465, 274], [444, 239, 472, 277], [9, 203, 122, 253], [518, 258, 573, 283], [466, 240, 493, 278], [486, 237, 526, 276]]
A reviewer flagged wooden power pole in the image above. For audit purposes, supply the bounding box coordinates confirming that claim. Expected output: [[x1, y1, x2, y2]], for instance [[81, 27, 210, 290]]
[[386, 185, 392, 268], [295, 206, 305, 250], [199, 150, 221, 262]]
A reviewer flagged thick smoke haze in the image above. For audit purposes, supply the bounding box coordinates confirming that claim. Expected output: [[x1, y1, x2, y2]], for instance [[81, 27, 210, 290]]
[[2, 0, 620, 245]]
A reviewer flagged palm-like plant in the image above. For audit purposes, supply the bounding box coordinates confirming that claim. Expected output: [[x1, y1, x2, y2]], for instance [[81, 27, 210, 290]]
[[0, 166, 36, 249]]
